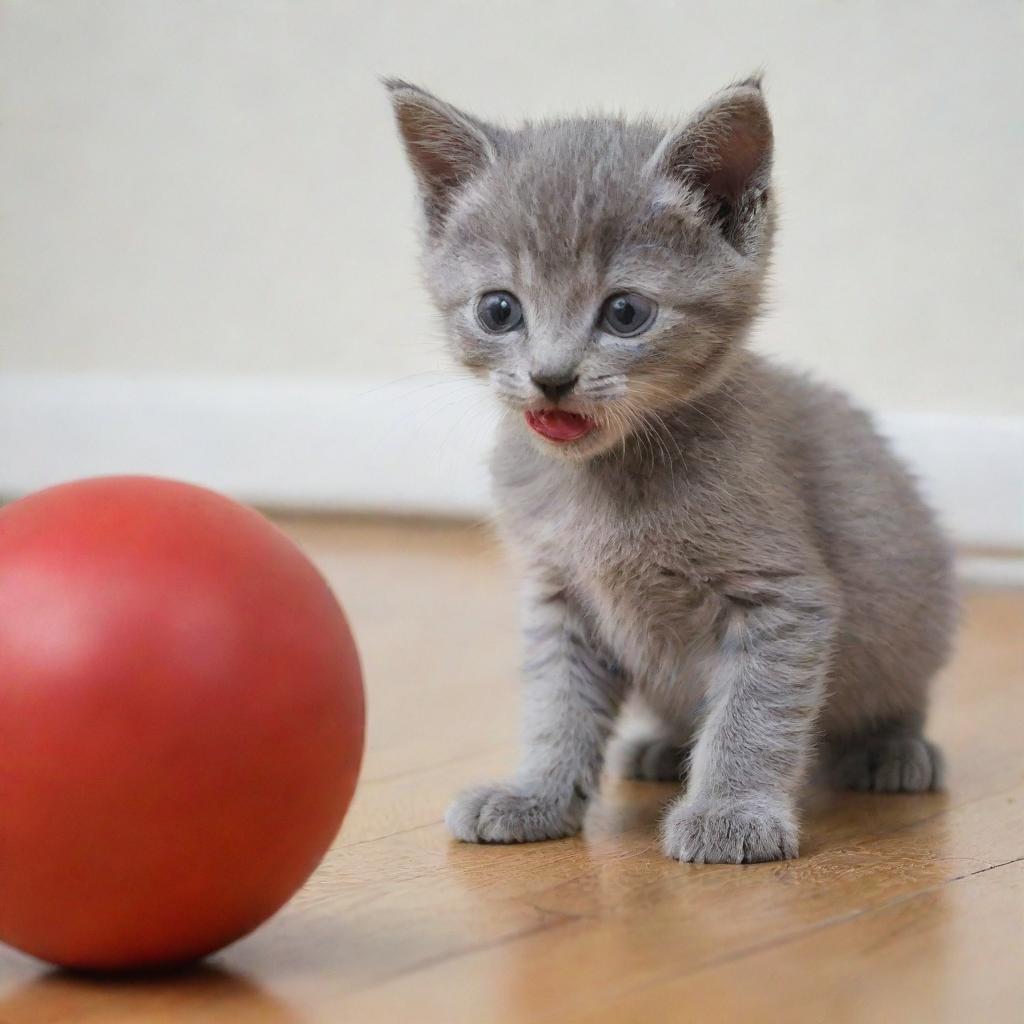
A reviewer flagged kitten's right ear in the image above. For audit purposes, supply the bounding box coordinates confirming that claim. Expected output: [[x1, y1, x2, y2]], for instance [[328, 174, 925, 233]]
[[385, 79, 497, 229]]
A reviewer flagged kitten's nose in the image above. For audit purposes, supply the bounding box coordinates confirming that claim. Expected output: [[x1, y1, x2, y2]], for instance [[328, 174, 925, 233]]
[[530, 373, 578, 403]]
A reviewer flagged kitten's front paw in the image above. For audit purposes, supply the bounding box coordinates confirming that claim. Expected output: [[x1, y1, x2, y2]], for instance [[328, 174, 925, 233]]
[[661, 797, 799, 864], [445, 782, 584, 844]]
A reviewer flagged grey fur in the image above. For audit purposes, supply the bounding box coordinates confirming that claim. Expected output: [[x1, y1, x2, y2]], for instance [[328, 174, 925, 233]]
[[387, 78, 956, 863]]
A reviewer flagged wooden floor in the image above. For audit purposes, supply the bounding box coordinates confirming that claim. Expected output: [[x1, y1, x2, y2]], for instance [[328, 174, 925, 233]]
[[1, 518, 1022, 1023]]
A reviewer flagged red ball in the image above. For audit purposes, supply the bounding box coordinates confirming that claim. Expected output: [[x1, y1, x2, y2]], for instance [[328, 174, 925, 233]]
[[0, 476, 364, 970]]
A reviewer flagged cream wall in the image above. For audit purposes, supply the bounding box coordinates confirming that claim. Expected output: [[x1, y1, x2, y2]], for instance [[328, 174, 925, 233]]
[[2, 0, 1021, 416]]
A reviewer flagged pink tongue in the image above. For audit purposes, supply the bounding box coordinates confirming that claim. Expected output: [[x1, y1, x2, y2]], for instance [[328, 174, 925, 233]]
[[525, 410, 595, 442]]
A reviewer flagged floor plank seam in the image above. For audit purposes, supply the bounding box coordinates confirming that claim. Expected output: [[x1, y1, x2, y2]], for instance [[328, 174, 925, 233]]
[[336, 819, 442, 850], [542, 854, 1024, 1020], [340, 912, 580, 1002]]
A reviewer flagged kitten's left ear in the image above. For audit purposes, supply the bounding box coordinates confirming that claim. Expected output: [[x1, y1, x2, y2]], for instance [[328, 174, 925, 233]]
[[385, 79, 498, 231], [649, 78, 772, 245]]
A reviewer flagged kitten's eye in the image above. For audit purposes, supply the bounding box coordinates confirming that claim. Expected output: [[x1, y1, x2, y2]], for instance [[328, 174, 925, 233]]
[[476, 291, 524, 334], [600, 293, 656, 338]]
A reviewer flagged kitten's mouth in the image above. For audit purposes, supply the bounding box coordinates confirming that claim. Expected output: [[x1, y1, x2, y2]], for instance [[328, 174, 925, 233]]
[[525, 409, 598, 443]]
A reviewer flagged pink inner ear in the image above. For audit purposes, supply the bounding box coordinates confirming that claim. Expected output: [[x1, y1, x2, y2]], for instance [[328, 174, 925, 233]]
[[703, 122, 771, 203], [662, 90, 773, 206], [395, 102, 488, 195]]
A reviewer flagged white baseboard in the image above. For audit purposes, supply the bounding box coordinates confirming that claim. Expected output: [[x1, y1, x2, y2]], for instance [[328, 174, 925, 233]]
[[0, 373, 497, 516], [955, 555, 1024, 588], [0, 373, 1021, 553]]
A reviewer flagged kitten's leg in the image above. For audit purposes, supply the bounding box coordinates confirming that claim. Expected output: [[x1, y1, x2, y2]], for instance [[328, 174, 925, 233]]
[[446, 578, 627, 844], [824, 722, 944, 793], [661, 581, 837, 864]]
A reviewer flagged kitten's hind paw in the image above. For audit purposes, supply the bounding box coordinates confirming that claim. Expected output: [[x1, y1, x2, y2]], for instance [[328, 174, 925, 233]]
[[445, 782, 585, 844], [661, 797, 799, 864], [828, 733, 945, 793], [616, 736, 691, 782]]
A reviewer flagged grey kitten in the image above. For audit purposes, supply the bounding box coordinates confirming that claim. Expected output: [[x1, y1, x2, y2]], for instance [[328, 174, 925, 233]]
[[387, 77, 955, 863]]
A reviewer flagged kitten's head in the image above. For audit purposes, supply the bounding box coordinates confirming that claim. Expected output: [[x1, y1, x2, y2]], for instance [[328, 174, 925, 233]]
[[387, 78, 774, 459]]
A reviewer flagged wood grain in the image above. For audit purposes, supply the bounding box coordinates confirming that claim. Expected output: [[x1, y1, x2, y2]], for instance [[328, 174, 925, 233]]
[[1, 517, 1021, 1023]]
